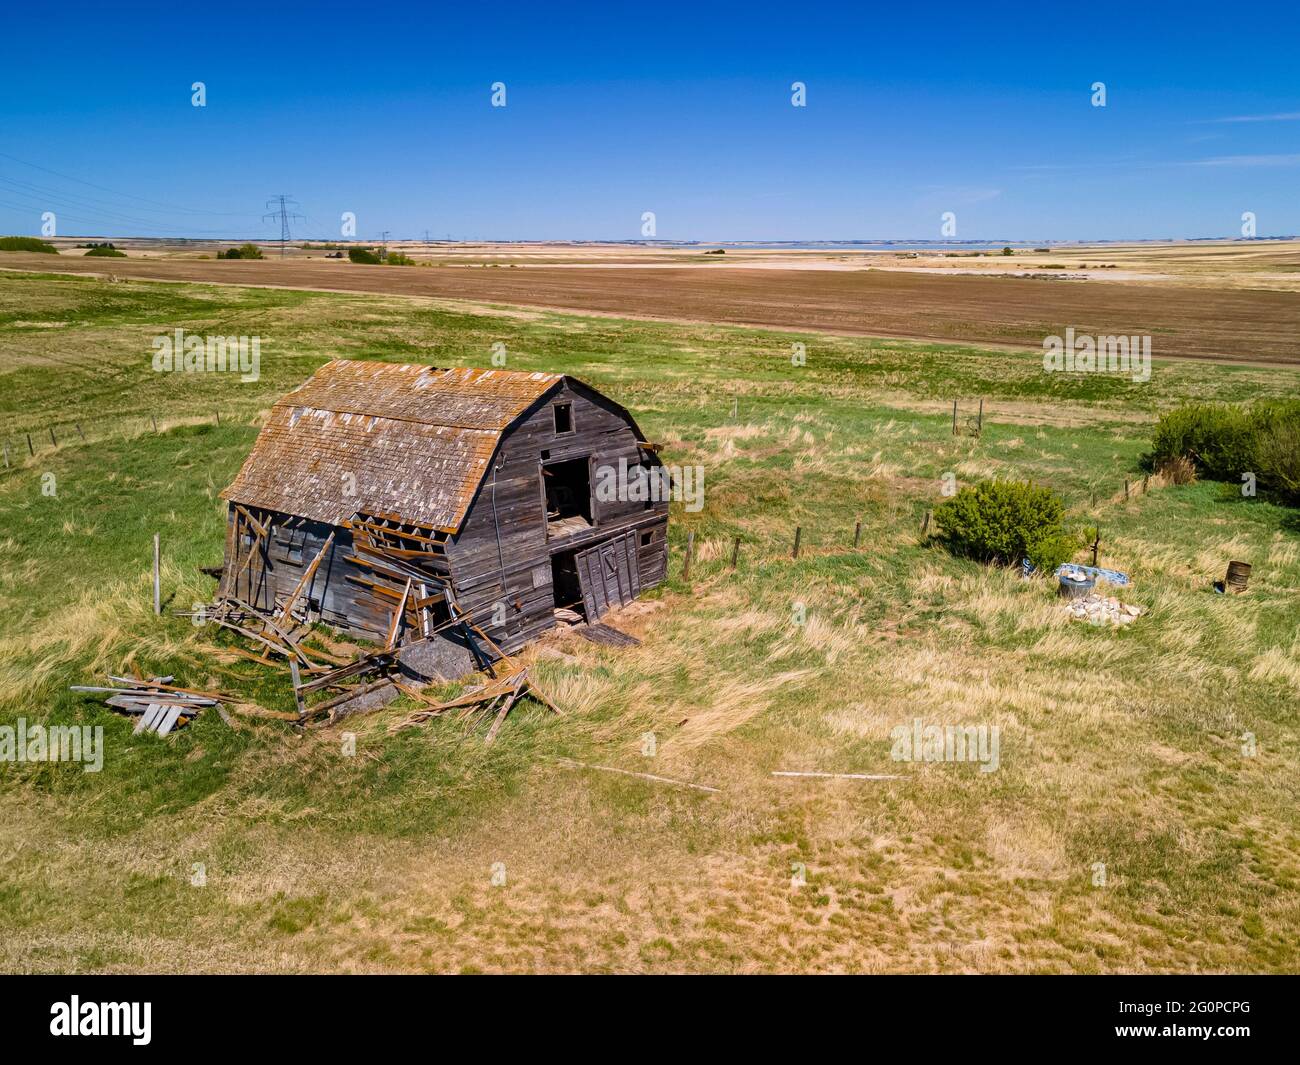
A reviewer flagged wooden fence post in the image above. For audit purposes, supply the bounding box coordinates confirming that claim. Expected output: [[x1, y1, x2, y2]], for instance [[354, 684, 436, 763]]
[[151, 414, 158, 434], [2, 442, 9, 468], [75, 423, 85, 441], [977, 398, 984, 435], [1091, 528, 1101, 568], [682, 531, 694, 582], [922, 509, 932, 535], [853, 518, 862, 548], [951, 400, 958, 436], [49, 426, 57, 447], [289, 660, 307, 717], [153, 533, 161, 616], [215, 411, 221, 427], [26, 433, 33, 456], [730, 535, 741, 570], [792, 526, 802, 559]]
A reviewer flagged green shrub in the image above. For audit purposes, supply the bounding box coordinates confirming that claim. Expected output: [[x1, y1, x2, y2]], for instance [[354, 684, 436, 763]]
[[84, 245, 126, 257], [0, 236, 58, 253], [348, 247, 382, 264], [218, 243, 265, 260], [935, 479, 1073, 569], [384, 250, 415, 265], [1151, 403, 1255, 479], [1255, 416, 1300, 504], [1150, 400, 1300, 504]]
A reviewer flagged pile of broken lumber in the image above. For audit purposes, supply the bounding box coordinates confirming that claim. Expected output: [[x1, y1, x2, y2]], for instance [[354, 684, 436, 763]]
[[196, 596, 347, 673], [389, 667, 562, 742], [70, 675, 234, 735]]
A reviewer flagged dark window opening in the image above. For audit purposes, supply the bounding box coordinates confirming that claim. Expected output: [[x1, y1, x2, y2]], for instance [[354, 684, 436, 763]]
[[540, 448, 550, 460], [553, 402, 573, 435], [640, 531, 653, 547], [542, 457, 592, 534]]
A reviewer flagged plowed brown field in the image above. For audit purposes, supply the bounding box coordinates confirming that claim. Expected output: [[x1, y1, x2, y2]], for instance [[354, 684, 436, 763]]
[[4, 252, 1299, 364]]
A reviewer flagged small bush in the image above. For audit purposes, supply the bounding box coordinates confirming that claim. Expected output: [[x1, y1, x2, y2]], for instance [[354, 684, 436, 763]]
[[385, 250, 415, 266], [1150, 400, 1300, 504], [348, 247, 382, 264], [0, 236, 58, 253], [218, 243, 265, 260], [935, 479, 1073, 569], [84, 245, 126, 257]]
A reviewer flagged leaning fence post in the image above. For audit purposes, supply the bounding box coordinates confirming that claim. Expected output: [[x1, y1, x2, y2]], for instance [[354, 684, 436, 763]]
[[730, 535, 741, 570], [153, 533, 161, 616], [49, 426, 57, 447], [682, 531, 694, 582], [792, 526, 802, 559], [215, 411, 221, 427], [26, 433, 34, 456], [922, 509, 932, 535]]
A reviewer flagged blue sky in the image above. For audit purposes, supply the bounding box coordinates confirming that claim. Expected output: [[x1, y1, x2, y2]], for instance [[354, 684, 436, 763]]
[[1, 1, 1296, 241]]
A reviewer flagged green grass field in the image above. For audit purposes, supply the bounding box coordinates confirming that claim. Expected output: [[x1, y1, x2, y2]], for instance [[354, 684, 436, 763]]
[[1, 269, 1297, 972]]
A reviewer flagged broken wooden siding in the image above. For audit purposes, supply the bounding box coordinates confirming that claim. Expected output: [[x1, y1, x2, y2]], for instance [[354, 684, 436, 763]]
[[219, 506, 400, 641]]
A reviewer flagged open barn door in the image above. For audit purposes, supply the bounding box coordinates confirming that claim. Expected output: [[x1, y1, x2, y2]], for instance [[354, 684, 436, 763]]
[[575, 532, 641, 621]]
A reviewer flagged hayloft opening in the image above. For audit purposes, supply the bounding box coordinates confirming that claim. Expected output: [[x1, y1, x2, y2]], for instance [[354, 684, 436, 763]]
[[553, 402, 573, 434], [542, 457, 592, 534]]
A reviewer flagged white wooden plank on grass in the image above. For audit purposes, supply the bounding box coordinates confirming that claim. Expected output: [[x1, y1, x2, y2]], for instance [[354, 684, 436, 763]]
[[134, 703, 163, 735], [155, 704, 184, 736]]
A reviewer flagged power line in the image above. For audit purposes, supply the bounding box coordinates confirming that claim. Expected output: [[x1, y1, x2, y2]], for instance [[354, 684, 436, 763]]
[[262, 195, 306, 258], [0, 150, 250, 217], [0, 175, 246, 235]]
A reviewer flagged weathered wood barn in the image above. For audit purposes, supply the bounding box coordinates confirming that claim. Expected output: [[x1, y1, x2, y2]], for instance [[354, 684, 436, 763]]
[[218, 360, 668, 677]]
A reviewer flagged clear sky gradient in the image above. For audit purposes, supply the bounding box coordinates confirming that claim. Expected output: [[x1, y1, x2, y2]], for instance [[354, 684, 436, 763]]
[[1, 1, 1296, 241]]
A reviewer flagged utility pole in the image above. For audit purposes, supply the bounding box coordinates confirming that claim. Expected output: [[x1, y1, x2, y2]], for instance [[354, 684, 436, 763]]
[[263, 194, 305, 258]]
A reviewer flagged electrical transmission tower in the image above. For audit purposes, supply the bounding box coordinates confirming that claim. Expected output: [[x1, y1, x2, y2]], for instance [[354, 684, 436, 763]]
[[262, 194, 305, 258]]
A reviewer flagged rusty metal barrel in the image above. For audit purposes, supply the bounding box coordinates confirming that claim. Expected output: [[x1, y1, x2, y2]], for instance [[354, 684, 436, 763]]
[[1225, 560, 1251, 593]]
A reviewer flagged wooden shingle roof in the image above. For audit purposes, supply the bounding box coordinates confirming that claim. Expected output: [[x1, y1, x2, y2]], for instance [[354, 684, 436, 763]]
[[221, 360, 562, 533]]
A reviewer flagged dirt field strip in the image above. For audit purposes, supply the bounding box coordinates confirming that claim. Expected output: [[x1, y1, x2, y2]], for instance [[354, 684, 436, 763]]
[[5, 253, 1300, 365]]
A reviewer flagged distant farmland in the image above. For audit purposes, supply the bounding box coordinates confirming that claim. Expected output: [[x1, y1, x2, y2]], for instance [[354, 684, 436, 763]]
[[4, 250, 1300, 365]]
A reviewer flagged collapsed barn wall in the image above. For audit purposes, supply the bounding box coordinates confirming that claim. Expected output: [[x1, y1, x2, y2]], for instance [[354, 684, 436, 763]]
[[219, 507, 389, 640]]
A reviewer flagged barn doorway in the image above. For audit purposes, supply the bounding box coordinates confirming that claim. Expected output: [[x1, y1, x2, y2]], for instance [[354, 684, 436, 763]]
[[542, 456, 592, 536], [551, 551, 584, 617]]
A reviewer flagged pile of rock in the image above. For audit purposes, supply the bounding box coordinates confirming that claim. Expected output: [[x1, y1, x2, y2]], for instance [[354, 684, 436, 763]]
[[1065, 592, 1144, 626]]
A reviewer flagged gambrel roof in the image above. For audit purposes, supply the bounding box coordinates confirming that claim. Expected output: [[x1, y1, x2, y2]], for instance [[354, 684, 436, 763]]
[[220, 360, 566, 533]]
